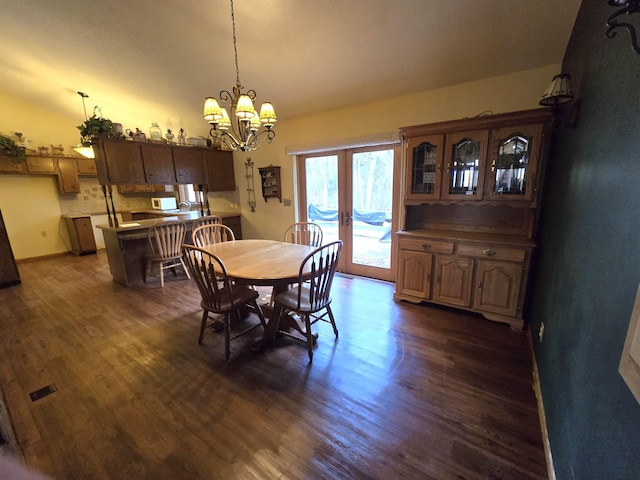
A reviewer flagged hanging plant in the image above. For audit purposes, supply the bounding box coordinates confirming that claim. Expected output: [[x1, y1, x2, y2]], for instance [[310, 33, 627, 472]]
[[76, 106, 116, 146], [0, 133, 27, 164]]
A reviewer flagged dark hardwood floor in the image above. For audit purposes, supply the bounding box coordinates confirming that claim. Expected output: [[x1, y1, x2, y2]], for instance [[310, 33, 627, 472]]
[[0, 251, 547, 479]]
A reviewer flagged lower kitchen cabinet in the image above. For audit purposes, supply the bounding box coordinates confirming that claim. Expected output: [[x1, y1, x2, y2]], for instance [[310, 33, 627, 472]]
[[0, 210, 20, 288], [394, 231, 532, 328], [64, 215, 97, 255]]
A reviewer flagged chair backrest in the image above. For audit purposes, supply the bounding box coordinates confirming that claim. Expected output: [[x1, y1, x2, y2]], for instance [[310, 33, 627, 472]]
[[192, 215, 223, 230], [192, 224, 235, 248], [148, 221, 187, 259], [283, 222, 323, 247], [182, 245, 234, 311], [294, 240, 342, 311]]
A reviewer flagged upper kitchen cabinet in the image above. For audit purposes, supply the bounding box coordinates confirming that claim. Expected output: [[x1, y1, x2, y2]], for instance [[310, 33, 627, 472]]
[[173, 147, 207, 185], [93, 138, 233, 189], [141, 143, 176, 184], [205, 149, 235, 191], [56, 158, 80, 194], [97, 139, 146, 184]]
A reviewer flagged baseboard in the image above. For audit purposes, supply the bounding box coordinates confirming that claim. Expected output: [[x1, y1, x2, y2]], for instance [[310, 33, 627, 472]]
[[529, 334, 556, 480]]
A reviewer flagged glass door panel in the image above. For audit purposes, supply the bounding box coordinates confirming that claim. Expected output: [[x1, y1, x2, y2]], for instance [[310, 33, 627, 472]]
[[299, 146, 398, 282], [442, 130, 488, 201], [484, 123, 542, 202], [405, 135, 444, 200], [350, 149, 394, 272]]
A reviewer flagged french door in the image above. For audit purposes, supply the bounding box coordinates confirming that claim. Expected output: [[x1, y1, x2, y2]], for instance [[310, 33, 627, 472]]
[[296, 146, 399, 282]]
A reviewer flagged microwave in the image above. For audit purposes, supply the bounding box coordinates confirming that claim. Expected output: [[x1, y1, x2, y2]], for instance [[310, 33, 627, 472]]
[[151, 197, 177, 210]]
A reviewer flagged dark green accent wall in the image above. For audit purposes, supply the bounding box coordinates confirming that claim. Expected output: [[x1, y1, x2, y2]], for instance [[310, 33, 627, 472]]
[[529, 1, 640, 478]]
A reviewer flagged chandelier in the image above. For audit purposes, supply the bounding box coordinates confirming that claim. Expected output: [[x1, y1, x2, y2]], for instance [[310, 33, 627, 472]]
[[203, 0, 277, 152]]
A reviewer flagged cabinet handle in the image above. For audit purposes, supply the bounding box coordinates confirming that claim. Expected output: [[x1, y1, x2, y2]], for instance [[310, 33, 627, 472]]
[[422, 243, 431, 251], [478, 281, 483, 290], [483, 249, 496, 257], [436, 273, 441, 283]]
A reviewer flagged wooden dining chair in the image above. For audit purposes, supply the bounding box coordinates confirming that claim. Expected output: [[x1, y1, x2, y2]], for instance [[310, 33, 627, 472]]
[[182, 245, 267, 360], [283, 222, 323, 247], [272, 240, 342, 362], [192, 215, 223, 231], [145, 221, 191, 288], [192, 224, 235, 248]]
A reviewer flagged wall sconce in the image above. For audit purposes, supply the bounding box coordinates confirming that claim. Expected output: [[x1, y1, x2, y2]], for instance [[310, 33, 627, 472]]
[[606, 0, 640, 55], [539, 74, 574, 108], [539, 74, 579, 128]]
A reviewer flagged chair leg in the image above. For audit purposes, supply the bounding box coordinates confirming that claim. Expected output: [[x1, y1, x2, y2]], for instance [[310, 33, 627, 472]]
[[304, 314, 314, 362], [250, 300, 267, 328], [224, 313, 231, 360], [180, 258, 191, 280], [326, 305, 339, 338], [144, 261, 151, 283], [199, 309, 209, 344], [159, 262, 165, 288]]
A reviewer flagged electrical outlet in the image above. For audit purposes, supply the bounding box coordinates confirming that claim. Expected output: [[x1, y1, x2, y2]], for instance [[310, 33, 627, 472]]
[[538, 322, 545, 342]]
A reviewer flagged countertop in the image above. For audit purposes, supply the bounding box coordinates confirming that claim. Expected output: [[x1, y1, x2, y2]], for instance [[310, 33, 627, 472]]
[[96, 211, 240, 234]]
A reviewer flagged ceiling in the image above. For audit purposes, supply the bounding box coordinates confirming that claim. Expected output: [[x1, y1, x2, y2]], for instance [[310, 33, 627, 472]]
[[0, 0, 581, 138]]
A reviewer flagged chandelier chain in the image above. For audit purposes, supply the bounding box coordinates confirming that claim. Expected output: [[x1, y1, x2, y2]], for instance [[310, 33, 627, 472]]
[[230, 0, 241, 86]]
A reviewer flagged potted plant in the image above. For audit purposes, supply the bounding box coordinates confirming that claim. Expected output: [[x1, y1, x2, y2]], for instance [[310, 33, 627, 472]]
[[77, 112, 115, 146], [0, 133, 27, 164]]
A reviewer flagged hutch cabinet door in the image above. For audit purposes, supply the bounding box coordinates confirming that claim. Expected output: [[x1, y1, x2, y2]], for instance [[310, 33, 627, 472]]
[[102, 140, 145, 184], [472, 259, 523, 317], [441, 130, 488, 201], [396, 249, 433, 299], [173, 148, 207, 184], [405, 135, 444, 201], [483, 123, 543, 203], [141, 143, 176, 184], [433, 254, 473, 307]]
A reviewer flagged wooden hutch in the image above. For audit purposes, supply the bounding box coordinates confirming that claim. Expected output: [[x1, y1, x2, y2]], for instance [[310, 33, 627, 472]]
[[394, 108, 553, 329]]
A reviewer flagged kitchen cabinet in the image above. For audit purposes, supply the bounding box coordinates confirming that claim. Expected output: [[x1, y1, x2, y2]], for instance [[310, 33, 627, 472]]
[[173, 147, 207, 185], [93, 138, 233, 189], [258, 165, 282, 202], [0, 155, 25, 173], [56, 158, 81, 194], [395, 109, 552, 328], [205, 149, 235, 191], [222, 215, 242, 239], [76, 158, 97, 176], [26, 156, 56, 174], [64, 214, 97, 255], [141, 143, 176, 184], [100, 140, 146, 184], [0, 210, 20, 288]]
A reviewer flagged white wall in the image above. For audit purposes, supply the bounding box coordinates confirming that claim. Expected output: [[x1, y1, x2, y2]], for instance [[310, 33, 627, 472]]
[[0, 64, 561, 258], [232, 64, 562, 241]]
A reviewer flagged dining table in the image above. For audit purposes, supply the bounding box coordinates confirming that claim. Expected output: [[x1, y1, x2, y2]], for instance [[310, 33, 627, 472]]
[[201, 239, 317, 348]]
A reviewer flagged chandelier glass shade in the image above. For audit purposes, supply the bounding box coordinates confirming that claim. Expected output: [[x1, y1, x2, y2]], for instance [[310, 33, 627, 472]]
[[203, 0, 276, 152]]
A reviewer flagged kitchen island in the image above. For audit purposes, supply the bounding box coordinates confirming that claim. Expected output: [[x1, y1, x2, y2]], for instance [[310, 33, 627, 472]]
[[97, 212, 240, 286]]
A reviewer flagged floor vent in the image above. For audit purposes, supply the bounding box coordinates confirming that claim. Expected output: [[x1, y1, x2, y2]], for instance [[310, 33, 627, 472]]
[[29, 384, 57, 402]]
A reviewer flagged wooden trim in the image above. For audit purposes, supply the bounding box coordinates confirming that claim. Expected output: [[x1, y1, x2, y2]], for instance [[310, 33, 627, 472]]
[[530, 333, 556, 480], [400, 108, 553, 138]]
